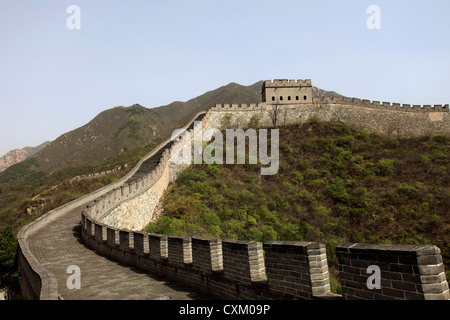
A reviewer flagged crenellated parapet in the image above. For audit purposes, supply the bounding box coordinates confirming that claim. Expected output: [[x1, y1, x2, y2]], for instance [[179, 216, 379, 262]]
[[81, 208, 450, 300], [211, 103, 267, 111], [80, 211, 342, 300], [313, 96, 449, 113], [263, 79, 312, 87]]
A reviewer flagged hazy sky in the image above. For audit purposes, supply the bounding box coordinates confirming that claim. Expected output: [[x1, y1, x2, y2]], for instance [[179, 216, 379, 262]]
[[1, 0, 449, 156]]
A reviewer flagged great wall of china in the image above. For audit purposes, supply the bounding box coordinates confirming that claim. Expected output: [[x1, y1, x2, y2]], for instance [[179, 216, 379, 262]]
[[17, 80, 450, 300]]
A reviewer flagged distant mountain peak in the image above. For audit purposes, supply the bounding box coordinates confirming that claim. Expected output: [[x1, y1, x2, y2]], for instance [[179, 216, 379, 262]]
[[0, 141, 51, 173]]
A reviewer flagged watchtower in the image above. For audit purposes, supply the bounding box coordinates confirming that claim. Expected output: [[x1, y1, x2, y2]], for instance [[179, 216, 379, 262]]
[[262, 79, 313, 104]]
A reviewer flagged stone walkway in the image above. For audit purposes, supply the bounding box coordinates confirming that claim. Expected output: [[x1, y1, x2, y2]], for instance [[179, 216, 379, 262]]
[[27, 202, 209, 300]]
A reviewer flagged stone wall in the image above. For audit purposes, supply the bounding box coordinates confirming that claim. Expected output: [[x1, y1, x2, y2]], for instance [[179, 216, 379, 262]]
[[81, 215, 343, 300], [78, 100, 449, 300], [16, 110, 209, 300], [18, 93, 450, 300], [208, 102, 450, 137], [101, 160, 170, 230], [97, 112, 212, 231], [81, 214, 450, 300], [337, 243, 450, 300]]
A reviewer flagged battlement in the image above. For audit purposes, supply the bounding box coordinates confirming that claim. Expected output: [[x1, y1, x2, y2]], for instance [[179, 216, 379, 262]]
[[263, 79, 312, 87], [211, 103, 267, 111], [81, 211, 340, 300], [313, 96, 449, 112], [81, 209, 450, 300]]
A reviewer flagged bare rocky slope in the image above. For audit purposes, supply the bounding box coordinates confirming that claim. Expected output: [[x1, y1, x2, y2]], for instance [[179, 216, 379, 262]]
[[0, 141, 50, 173]]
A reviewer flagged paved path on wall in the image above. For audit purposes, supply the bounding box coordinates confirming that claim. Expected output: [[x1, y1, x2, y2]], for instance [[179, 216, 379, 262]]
[[27, 203, 209, 300]]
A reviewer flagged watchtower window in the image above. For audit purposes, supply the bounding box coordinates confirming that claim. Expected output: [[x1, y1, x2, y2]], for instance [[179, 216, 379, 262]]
[[288, 96, 291, 101], [296, 96, 299, 100], [272, 96, 275, 101], [280, 96, 283, 101], [303, 95, 307, 100]]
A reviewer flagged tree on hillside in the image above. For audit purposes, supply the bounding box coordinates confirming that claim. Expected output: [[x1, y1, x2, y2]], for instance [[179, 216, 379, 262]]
[[268, 105, 281, 127], [0, 226, 18, 284]]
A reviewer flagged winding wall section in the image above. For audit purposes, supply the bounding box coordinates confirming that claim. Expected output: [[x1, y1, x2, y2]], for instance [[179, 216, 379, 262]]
[[18, 98, 450, 300], [17, 111, 208, 300]]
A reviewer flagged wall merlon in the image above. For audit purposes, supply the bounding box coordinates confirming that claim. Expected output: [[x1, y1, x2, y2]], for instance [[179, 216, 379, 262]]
[[129, 181, 136, 195], [336, 242, 449, 300], [222, 239, 267, 284], [148, 233, 168, 260], [168, 236, 192, 265], [413, 245, 441, 256], [119, 230, 133, 251], [133, 231, 149, 255], [106, 227, 118, 247], [191, 236, 223, 273], [85, 217, 94, 236], [120, 185, 129, 198], [94, 222, 106, 242]]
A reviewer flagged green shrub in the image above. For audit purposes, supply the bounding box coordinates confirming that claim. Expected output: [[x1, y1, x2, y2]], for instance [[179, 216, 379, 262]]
[[280, 141, 293, 154], [222, 219, 246, 239], [351, 187, 372, 208], [432, 134, 449, 144], [397, 182, 423, 200], [298, 220, 309, 238], [420, 155, 431, 164], [329, 121, 352, 134], [324, 178, 351, 203], [243, 174, 257, 184], [355, 128, 371, 142], [0, 226, 18, 280], [291, 171, 304, 185], [307, 178, 326, 190], [350, 155, 364, 164], [433, 166, 447, 174], [375, 159, 394, 176], [313, 205, 331, 218], [298, 159, 311, 169], [220, 113, 233, 129], [307, 114, 320, 123], [336, 135, 354, 147], [305, 168, 321, 180], [384, 137, 399, 148], [207, 165, 220, 178], [248, 113, 263, 129], [431, 146, 449, 161], [164, 195, 201, 219], [249, 225, 277, 243]]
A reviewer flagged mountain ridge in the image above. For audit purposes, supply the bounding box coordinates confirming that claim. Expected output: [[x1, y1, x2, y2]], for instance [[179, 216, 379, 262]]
[[0, 81, 343, 184], [0, 141, 50, 173]]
